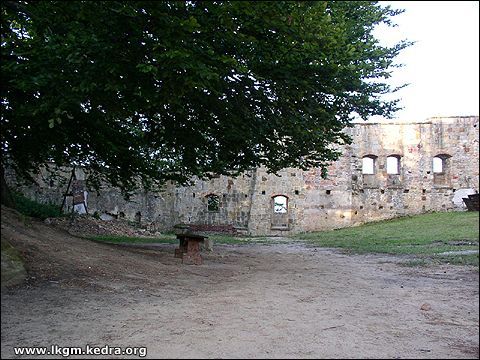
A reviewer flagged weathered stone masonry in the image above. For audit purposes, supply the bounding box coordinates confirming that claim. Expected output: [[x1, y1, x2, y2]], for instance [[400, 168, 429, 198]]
[[6, 116, 479, 236]]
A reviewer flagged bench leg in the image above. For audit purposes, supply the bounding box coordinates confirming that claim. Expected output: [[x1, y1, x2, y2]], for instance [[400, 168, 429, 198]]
[[175, 239, 187, 258], [183, 240, 203, 265]]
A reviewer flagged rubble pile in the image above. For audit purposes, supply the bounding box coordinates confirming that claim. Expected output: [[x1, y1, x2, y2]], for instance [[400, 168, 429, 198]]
[[45, 215, 161, 238]]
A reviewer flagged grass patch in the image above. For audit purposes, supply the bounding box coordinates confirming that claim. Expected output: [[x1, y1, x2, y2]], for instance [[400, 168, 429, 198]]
[[296, 212, 479, 266], [432, 254, 479, 267], [401, 254, 479, 267], [1, 239, 24, 262], [12, 192, 64, 220], [87, 233, 273, 245], [207, 235, 273, 244], [87, 234, 177, 244], [1, 239, 27, 287]]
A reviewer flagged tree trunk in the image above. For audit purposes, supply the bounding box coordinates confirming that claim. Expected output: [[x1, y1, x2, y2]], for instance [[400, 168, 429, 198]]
[[1, 167, 16, 208]]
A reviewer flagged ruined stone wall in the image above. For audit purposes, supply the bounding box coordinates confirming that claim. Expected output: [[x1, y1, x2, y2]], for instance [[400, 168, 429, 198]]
[[347, 116, 479, 227], [168, 171, 256, 231], [4, 166, 178, 231], [5, 116, 479, 235]]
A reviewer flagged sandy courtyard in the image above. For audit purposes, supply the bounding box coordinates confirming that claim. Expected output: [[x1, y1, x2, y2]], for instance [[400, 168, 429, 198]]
[[1, 208, 479, 359]]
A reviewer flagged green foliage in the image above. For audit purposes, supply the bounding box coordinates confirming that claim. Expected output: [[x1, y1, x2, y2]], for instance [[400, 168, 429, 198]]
[[1, 1, 410, 195], [296, 212, 479, 266], [11, 192, 64, 220]]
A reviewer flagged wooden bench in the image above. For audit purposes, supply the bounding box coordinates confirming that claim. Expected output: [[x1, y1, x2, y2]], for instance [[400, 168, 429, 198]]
[[174, 233, 208, 265]]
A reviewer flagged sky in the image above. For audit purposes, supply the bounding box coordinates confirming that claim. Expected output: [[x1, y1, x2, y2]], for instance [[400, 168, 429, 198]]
[[368, 1, 479, 122]]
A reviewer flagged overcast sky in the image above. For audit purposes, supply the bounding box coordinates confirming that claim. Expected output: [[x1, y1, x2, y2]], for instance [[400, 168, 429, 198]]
[[369, 1, 479, 122]]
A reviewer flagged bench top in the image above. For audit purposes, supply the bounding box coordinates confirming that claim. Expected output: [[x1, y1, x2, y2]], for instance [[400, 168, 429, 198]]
[[176, 233, 209, 240]]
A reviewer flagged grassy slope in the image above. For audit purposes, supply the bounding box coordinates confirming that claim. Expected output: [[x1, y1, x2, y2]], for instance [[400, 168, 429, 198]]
[[296, 212, 479, 266]]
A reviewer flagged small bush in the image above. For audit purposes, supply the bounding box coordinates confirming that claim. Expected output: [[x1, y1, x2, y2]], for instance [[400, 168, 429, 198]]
[[11, 192, 64, 220]]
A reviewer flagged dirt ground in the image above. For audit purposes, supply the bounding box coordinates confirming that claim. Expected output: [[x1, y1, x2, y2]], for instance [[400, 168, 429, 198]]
[[1, 206, 479, 359]]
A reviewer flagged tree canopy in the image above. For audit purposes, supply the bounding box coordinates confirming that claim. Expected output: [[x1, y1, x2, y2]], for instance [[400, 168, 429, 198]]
[[1, 1, 410, 195]]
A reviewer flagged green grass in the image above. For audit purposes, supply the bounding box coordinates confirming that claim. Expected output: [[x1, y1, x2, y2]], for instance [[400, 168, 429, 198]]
[[296, 212, 479, 266], [206, 235, 274, 244], [87, 233, 272, 245], [12, 192, 64, 220], [87, 234, 178, 244]]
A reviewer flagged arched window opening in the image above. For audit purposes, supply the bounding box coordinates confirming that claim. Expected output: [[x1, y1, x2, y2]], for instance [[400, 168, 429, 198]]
[[273, 195, 288, 214], [271, 195, 289, 230], [362, 156, 376, 175], [206, 194, 220, 212], [432, 154, 452, 187], [386, 155, 401, 175], [433, 156, 444, 173]]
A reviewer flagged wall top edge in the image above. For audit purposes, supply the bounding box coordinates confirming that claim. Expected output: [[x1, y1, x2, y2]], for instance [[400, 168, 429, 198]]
[[351, 115, 479, 126]]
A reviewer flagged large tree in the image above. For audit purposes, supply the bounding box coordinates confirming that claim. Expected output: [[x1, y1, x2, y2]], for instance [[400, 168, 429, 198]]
[[1, 1, 409, 197]]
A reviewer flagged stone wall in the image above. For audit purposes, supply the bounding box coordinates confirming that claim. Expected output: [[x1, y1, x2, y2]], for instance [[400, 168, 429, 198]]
[[347, 116, 479, 224], [5, 116, 479, 235]]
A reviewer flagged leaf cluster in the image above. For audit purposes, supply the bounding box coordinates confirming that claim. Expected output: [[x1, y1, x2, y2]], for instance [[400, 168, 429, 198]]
[[1, 1, 410, 195]]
